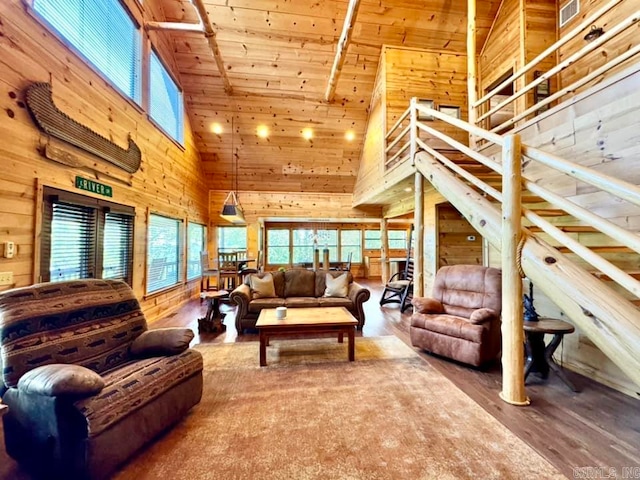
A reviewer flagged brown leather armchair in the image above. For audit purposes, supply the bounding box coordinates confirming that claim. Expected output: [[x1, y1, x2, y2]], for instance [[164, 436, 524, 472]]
[[410, 265, 502, 367]]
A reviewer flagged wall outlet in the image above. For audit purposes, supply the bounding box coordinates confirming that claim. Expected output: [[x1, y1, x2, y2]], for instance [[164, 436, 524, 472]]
[[3, 241, 15, 258], [0, 272, 13, 285]]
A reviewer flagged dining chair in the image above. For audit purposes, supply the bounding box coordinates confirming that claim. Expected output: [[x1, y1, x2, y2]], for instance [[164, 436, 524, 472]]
[[218, 251, 238, 290], [200, 251, 219, 293]]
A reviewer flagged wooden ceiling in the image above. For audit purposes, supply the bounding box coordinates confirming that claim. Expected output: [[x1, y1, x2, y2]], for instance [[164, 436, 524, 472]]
[[156, 0, 500, 194]]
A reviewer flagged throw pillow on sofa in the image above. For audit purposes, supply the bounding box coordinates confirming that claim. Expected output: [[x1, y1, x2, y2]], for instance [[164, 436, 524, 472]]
[[250, 273, 276, 299], [324, 272, 349, 298]]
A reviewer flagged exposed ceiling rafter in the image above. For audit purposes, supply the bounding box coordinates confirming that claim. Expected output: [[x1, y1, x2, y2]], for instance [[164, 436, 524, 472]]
[[324, 0, 362, 103], [145, 21, 204, 33], [190, 0, 233, 95]]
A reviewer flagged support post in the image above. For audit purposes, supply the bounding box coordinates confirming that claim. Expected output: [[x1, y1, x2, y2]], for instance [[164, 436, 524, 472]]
[[467, 0, 477, 147], [410, 97, 418, 166], [499, 134, 529, 406], [414, 172, 424, 297], [381, 218, 389, 285]]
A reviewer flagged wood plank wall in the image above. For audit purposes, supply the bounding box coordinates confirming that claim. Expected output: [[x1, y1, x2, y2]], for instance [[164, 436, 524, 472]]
[[558, 0, 638, 91], [437, 204, 483, 268], [484, 63, 640, 396], [353, 46, 467, 206], [479, 0, 557, 126], [209, 190, 382, 278], [0, 0, 209, 323]]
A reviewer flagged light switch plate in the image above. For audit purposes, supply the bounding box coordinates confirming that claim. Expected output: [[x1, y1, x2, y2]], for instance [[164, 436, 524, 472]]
[[0, 272, 13, 285]]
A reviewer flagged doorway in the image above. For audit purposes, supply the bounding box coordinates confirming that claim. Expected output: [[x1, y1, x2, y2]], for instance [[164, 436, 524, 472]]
[[436, 203, 483, 268]]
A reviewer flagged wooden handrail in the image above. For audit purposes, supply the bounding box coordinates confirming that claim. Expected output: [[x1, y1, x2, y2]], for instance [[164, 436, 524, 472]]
[[476, 10, 640, 124], [474, 0, 624, 108], [523, 146, 640, 208], [386, 108, 411, 140], [415, 104, 504, 145], [491, 42, 640, 133], [385, 124, 411, 153]]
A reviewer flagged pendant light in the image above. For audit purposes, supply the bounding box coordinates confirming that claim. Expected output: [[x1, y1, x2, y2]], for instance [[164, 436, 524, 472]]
[[220, 116, 245, 224]]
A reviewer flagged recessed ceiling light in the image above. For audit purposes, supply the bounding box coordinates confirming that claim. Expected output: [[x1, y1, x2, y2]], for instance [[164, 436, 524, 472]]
[[256, 125, 269, 138], [211, 123, 223, 135], [404, 187, 412, 192], [345, 130, 355, 141], [302, 127, 313, 140]]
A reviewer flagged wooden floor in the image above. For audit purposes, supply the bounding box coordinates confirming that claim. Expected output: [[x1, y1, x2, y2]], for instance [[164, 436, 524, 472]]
[[2, 279, 639, 479]]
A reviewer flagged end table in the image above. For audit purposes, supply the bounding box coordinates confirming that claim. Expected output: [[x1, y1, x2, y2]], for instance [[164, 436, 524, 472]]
[[524, 318, 579, 392], [199, 290, 229, 333]]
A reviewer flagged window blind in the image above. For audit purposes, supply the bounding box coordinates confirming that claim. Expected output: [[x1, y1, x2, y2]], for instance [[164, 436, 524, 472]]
[[49, 202, 97, 281], [149, 50, 184, 144], [340, 230, 362, 262], [103, 212, 134, 283], [34, 0, 141, 103], [147, 214, 182, 293]]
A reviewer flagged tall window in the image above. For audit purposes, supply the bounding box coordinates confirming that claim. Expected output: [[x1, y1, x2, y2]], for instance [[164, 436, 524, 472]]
[[364, 230, 381, 249], [33, 0, 141, 103], [41, 187, 134, 285], [187, 222, 205, 281], [340, 230, 362, 262], [218, 226, 247, 252], [149, 50, 184, 144], [292, 229, 315, 264], [389, 230, 408, 249], [267, 229, 290, 265], [147, 214, 182, 294], [317, 229, 338, 261]]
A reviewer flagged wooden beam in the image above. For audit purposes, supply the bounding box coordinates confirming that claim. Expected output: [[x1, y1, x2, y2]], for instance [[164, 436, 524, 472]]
[[145, 21, 204, 33], [498, 135, 529, 406], [190, 0, 233, 95], [324, 0, 362, 102], [467, 0, 477, 146], [413, 172, 424, 297]]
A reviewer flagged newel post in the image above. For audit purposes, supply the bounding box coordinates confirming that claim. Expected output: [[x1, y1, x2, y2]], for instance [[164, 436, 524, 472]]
[[414, 173, 424, 298], [499, 134, 530, 406]]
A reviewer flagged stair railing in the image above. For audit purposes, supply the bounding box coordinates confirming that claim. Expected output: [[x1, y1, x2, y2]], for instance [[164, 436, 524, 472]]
[[473, 0, 640, 135], [386, 96, 640, 401]]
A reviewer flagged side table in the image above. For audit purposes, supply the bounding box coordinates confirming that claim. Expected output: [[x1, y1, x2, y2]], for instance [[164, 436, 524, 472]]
[[524, 318, 579, 392], [198, 290, 229, 333]]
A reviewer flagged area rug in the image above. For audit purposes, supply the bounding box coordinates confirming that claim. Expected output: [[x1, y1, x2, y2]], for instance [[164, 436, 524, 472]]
[[114, 337, 566, 479]]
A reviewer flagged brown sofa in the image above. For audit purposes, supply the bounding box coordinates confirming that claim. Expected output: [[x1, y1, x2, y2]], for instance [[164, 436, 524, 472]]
[[230, 269, 370, 333], [0, 279, 203, 479], [410, 265, 502, 367]]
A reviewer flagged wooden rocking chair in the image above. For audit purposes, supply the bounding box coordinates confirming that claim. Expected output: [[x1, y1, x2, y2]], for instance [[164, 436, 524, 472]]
[[379, 259, 414, 312]]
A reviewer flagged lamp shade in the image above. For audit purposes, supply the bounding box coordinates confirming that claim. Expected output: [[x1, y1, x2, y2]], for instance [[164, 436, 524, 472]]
[[220, 191, 246, 224]]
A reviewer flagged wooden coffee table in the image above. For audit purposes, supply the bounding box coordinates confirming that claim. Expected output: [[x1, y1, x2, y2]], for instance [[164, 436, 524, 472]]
[[256, 307, 358, 367]]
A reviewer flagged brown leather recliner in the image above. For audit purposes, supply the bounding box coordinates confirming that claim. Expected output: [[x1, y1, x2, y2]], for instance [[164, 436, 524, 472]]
[[410, 265, 502, 367]]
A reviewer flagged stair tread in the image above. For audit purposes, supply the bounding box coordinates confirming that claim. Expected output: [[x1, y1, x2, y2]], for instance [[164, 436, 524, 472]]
[[557, 245, 634, 253], [591, 271, 640, 281], [528, 225, 600, 233]]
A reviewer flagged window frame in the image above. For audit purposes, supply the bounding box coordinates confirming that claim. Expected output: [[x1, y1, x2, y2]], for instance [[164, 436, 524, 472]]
[[31, 0, 143, 106], [146, 212, 184, 295], [148, 48, 185, 145], [186, 222, 206, 282], [217, 226, 248, 253], [39, 186, 135, 286]]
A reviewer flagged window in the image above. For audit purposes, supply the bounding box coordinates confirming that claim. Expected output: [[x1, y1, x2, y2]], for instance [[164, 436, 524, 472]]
[[316, 229, 338, 262], [34, 0, 141, 103], [364, 230, 381, 249], [267, 229, 290, 265], [187, 222, 205, 281], [292, 229, 314, 264], [147, 214, 183, 294], [389, 230, 408, 249], [41, 187, 134, 285], [149, 50, 184, 144], [340, 230, 362, 263], [218, 226, 247, 252]]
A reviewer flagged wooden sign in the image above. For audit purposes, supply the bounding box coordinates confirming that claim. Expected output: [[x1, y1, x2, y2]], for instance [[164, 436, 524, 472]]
[[75, 176, 113, 197]]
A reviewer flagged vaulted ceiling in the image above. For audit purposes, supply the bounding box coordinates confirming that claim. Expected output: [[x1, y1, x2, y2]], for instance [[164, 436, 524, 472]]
[[156, 0, 500, 194]]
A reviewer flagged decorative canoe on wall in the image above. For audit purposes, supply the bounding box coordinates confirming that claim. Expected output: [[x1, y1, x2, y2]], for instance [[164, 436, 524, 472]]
[[25, 82, 141, 173]]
